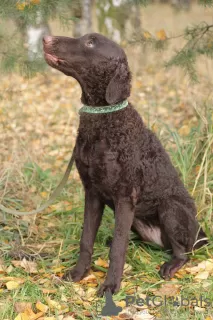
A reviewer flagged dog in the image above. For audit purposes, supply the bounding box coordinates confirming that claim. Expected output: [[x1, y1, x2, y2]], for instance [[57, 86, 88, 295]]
[[43, 33, 207, 295]]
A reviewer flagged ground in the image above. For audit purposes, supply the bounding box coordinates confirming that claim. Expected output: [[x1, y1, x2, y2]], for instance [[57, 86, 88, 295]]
[[0, 3, 213, 320]]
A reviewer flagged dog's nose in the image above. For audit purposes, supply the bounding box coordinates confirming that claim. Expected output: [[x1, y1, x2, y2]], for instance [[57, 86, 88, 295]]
[[43, 36, 53, 45]]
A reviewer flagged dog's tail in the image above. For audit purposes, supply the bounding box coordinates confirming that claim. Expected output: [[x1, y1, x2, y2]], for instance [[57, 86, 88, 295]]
[[193, 227, 208, 250]]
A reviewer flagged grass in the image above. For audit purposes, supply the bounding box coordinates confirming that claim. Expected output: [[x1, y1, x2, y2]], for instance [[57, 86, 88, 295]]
[[0, 99, 212, 320]]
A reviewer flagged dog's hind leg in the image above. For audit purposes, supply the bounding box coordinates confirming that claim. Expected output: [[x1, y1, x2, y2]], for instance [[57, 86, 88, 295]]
[[132, 217, 164, 247], [158, 198, 198, 280]]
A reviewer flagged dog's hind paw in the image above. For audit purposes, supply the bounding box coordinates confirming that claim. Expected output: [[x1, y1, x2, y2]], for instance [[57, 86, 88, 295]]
[[160, 257, 188, 280]]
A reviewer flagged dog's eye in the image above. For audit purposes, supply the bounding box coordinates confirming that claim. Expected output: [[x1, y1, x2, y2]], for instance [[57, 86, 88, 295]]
[[86, 39, 95, 48]]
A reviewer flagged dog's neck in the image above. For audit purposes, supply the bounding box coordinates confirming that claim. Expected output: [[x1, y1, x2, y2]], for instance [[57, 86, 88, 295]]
[[80, 81, 109, 106]]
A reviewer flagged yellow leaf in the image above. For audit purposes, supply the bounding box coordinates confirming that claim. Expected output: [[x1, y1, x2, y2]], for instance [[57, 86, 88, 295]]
[[85, 287, 96, 301], [30, 0, 40, 4], [87, 282, 98, 287], [23, 308, 36, 319], [36, 301, 49, 313], [51, 266, 66, 273], [156, 29, 167, 41], [80, 274, 97, 284], [92, 271, 105, 278], [6, 265, 14, 273], [123, 263, 132, 274], [30, 312, 44, 320], [116, 300, 126, 308], [195, 271, 209, 280], [143, 31, 152, 39], [14, 313, 29, 320], [94, 258, 109, 268], [41, 288, 57, 294], [178, 125, 190, 136], [16, 3, 26, 10], [6, 280, 20, 290], [46, 298, 61, 310], [125, 288, 135, 294]]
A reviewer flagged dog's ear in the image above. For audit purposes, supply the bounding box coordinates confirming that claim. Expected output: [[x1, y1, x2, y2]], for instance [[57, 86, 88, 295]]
[[105, 61, 131, 105]]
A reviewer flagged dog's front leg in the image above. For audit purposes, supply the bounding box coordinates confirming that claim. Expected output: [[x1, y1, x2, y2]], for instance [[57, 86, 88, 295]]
[[98, 197, 135, 296], [63, 189, 104, 282]]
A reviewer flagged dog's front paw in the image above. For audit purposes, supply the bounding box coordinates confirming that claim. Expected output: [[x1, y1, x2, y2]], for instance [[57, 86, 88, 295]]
[[97, 280, 120, 296], [63, 265, 88, 282]]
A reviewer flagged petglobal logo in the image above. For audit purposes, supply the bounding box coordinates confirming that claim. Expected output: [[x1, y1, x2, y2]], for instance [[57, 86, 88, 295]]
[[96, 293, 212, 317]]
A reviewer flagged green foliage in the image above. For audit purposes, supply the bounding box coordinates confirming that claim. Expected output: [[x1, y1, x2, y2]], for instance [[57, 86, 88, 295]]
[[0, 0, 77, 76], [198, 0, 213, 6], [127, 0, 152, 6], [165, 23, 213, 82], [132, 20, 213, 82]]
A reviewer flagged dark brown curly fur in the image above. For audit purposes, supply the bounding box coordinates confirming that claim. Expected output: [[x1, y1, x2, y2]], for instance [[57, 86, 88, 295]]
[[43, 33, 207, 296]]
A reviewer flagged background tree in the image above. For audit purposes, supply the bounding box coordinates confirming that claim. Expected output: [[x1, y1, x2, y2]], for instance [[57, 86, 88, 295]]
[[0, 0, 213, 81]]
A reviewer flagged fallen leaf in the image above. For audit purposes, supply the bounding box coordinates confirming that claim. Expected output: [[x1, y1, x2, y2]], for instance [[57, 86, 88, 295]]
[[31, 312, 44, 320], [91, 271, 105, 278], [80, 274, 97, 284], [178, 125, 190, 136], [6, 280, 21, 290], [133, 310, 155, 320], [153, 283, 181, 297], [194, 306, 205, 312], [46, 297, 62, 310], [41, 288, 57, 294], [14, 302, 32, 313], [72, 283, 85, 297], [186, 259, 213, 275], [85, 287, 96, 301], [12, 258, 38, 274], [119, 306, 137, 319], [23, 308, 36, 318], [195, 271, 209, 280], [94, 258, 109, 268], [6, 265, 14, 273], [123, 263, 132, 274], [39, 318, 56, 320], [116, 301, 126, 308], [51, 266, 66, 274], [14, 314, 29, 320], [36, 301, 49, 313]]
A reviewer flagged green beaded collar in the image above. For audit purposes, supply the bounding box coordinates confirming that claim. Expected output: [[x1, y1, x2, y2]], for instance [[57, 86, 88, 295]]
[[79, 100, 128, 114]]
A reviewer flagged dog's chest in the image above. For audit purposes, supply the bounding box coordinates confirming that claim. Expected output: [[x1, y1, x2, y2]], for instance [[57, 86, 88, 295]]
[[75, 138, 121, 195]]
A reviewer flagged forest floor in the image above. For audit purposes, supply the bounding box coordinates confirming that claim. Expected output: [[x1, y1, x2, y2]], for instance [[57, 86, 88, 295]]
[[0, 3, 213, 320]]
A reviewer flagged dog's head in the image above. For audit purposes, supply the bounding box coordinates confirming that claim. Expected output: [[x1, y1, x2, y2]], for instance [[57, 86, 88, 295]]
[[43, 33, 131, 106]]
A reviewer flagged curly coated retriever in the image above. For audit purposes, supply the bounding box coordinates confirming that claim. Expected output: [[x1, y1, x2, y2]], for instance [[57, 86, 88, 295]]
[[43, 33, 207, 295]]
